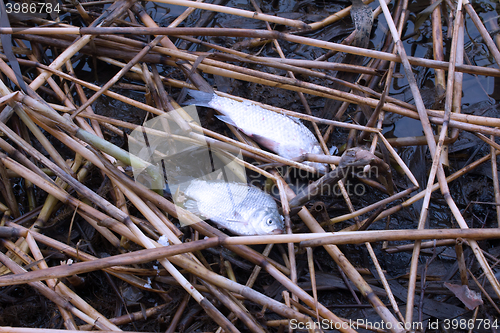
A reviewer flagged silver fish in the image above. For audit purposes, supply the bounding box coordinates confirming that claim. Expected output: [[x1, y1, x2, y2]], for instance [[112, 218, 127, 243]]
[[181, 180, 284, 236], [185, 90, 328, 173]]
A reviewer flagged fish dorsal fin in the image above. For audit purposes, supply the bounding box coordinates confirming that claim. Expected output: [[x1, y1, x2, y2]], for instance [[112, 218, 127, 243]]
[[287, 115, 302, 125], [183, 89, 214, 107], [215, 115, 237, 127]]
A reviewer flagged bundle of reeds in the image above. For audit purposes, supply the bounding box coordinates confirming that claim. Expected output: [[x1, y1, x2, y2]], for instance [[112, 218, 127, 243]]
[[0, 0, 499, 332]]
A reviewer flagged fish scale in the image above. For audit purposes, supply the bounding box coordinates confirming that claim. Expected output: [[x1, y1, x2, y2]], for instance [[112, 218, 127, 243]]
[[185, 90, 328, 173]]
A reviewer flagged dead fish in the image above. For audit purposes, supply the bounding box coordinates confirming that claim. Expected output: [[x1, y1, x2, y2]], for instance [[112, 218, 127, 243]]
[[185, 90, 328, 174], [180, 179, 284, 236]]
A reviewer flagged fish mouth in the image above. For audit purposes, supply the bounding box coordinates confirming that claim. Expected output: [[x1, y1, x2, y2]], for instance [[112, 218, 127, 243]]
[[271, 228, 284, 235]]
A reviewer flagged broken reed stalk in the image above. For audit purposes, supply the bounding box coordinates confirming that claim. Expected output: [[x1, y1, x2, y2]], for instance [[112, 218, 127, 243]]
[[165, 295, 190, 333], [79, 304, 168, 331], [328, 187, 416, 224], [167, 0, 202, 28], [0, 91, 19, 107], [449, 13, 464, 153], [245, 244, 273, 289], [384, 239, 456, 253], [305, 247, 320, 321], [431, 0, 449, 168], [273, 173, 298, 299], [309, 0, 376, 30], [431, 0, 446, 94], [377, 133, 419, 186]]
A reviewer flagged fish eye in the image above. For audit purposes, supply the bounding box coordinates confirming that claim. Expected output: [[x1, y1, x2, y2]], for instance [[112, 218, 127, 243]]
[[266, 219, 274, 226]]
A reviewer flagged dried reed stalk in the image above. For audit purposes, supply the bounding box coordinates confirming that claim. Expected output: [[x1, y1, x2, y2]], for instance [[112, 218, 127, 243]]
[[491, 138, 500, 228], [79, 304, 168, 331], [147, 0, 310, 29], [5, 27, 500, 77]]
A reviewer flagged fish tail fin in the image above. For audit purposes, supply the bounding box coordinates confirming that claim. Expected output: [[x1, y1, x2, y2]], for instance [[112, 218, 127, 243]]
[[183, 89, 214, 107]]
